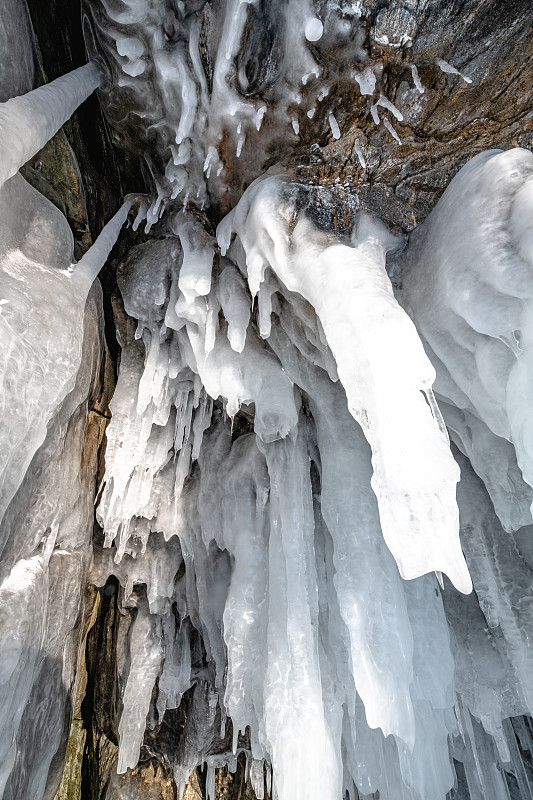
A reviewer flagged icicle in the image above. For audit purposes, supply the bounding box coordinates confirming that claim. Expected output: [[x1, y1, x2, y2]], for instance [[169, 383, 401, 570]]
[[216, 263, 251, 353], [0, 63, 101, 187], [328, 111, 341, 139], [383, 117, 402, 144], [377, 94, 403, 121], [171, 214, 214, 303], [72, 200, 132, 294], [117, 599, 163, 773], [353, 139, 366, 169], [410, 63, 424, 93], [218, 177, 471, 592], [435, 58, 472, 84], [353, 66, 378, 96], [256, 105, 267, 131]]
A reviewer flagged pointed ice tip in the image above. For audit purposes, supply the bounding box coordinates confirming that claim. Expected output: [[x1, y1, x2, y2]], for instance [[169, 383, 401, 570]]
[[432, 559, 473, 595], [451, 565, 473, 595]]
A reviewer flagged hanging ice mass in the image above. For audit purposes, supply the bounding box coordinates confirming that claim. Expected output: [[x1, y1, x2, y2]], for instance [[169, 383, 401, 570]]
[[1, 0, 533, 799]]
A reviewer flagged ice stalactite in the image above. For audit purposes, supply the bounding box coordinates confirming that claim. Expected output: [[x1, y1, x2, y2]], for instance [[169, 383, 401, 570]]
[[87, 0, 367, 217], [0, 63, 101, 187], [93, 151, 533, 800], [218, 177, 470, 592]]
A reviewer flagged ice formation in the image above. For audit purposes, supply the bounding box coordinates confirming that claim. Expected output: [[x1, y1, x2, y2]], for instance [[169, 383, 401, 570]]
[[90, 151, 533, 800], [2, 2, 533, 800], [0, 60, 129, 798]]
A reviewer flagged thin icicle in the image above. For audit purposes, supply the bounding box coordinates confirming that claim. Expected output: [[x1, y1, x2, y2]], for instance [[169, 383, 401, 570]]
[[72, 200, 132, 293]]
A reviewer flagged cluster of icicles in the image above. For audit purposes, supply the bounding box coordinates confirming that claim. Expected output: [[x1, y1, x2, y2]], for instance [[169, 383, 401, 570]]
[[89, 0, 467, 222], [2, 58, 533, 800], [96, 149, 533, 800]]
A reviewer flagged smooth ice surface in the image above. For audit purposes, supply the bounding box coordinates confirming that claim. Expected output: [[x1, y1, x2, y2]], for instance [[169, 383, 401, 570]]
[[399, 148, 533, 530], [0, 63, 101, 187]]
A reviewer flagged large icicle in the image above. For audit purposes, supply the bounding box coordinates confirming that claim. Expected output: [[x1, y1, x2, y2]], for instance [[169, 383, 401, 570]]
[[0, 63, 101, 187], [217, 177, 471, 592], [267, 324, 418, 746], [258, 427, 340, 800], [72, 199, 132, 291]]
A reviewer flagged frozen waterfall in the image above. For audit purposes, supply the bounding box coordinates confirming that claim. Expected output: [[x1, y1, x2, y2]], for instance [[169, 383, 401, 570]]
[[1, 1, 533, 800]]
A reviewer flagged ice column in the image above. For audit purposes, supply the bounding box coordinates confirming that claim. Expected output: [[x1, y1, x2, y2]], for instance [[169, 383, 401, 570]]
[[73, 199, 132, 293]]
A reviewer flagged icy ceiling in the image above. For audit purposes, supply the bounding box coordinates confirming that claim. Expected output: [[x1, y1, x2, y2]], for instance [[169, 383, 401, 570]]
[[1, 1, 533, 800]]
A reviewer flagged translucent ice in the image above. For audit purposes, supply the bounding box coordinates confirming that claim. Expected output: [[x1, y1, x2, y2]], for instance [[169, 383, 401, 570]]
[[399, 148, 533, 527]]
